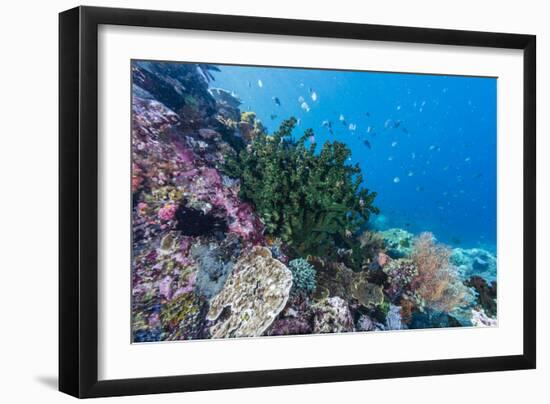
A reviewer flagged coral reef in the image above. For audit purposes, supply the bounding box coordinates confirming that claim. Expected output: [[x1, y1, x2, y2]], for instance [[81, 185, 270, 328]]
[[410, 233, 471, 313], [451, 248, 497, 283], [224, 117, 378, 258], [465, 275, 497, 318], [190, 235, 241, 299], [206, 247, 293, 338], [130, 60, 497, 342], [265, 295, 314, 336], [380, 228, 414, 258], [312, 297, 355, 334], [351, 275, 384, 308], [471, 308, 498, 327], [288, 258, 317, 295], [310, 259, 355, 301], [385, 304, 406, 330], [383, 258, 418, 303]]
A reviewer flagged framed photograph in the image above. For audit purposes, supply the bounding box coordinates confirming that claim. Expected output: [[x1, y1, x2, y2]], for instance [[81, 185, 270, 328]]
[[59, 6, 536, 398]]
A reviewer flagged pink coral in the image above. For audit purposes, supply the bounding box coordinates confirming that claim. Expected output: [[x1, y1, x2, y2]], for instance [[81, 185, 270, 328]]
[[158, 203, 177, 221]]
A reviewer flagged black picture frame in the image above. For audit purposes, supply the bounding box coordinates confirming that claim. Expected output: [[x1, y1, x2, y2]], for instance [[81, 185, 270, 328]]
[[59, 5, 536, 398]]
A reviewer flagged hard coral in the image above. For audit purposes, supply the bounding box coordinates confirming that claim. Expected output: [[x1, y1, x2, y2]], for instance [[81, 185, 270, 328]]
[[206, 247, 293, 338], [224, 117, 378, 258], [288, 258, 317, 295]]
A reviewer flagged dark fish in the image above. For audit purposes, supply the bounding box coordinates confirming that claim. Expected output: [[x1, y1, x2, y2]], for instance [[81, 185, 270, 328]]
[[363, 139, 372, 149], [365, 112, 371, 117], [270, 114, 278, 120], [394, 120, 402, 128], [473, 173, 483, 179], [272, 96, 281, 106], [451, 236, 462, 245], [402, 127, 409, 134]]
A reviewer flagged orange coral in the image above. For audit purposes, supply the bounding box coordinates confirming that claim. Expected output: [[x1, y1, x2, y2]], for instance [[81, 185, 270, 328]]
[[411, 232, 468, 312]]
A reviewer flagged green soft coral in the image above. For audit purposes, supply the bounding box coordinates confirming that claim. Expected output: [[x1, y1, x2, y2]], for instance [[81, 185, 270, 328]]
[[225, 117, 378, 257]]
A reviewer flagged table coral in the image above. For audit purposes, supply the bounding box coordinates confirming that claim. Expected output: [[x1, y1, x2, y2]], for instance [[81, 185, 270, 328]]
[[206, 247, 293, 338]]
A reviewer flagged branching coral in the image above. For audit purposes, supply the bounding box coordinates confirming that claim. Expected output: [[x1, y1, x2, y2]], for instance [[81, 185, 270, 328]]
[[224, 117, 378, 258], [410, 233, 470, 313], [288, 258, 317, 295]]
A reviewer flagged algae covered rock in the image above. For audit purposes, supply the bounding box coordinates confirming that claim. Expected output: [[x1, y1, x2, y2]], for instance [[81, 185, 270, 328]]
[[312, 297, 354, 333], [207, 246, 293, 338], [380, 228, 414, 258]]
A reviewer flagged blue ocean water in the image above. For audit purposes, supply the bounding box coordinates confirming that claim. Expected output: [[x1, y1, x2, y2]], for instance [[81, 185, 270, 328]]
[[210, 64, 497, 253]]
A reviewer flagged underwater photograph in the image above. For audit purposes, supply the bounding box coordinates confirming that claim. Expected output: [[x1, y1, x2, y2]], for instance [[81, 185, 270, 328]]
[[131, 60, 497, 343]]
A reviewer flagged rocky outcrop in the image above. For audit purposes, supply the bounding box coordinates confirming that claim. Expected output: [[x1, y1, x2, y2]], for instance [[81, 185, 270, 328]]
[[312, 297, 354, 334]]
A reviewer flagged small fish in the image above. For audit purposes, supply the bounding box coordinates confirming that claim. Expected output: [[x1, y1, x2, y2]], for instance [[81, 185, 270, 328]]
[[402, 127, 409, 134], [257, 79, 263, 88], [473, 173, 483, 179], [388, 156, 394, 161], [339, 114, 347, 126], [451, 236, 462, 245], [311, 91, 318, 102], [270, 114, 278, 120], [367, 126, 374, 133], [298, 95, 305, 103], [272, 96, 281, 106], [247, 81, 252, 88], [391, 141, 398, 147], [300, 102, 310, 112], [396, 105, 401, 111], [309, 135, 316, 144], [416, 186, 424, 192], [393, 177, 401, 184], [322, 120, 333, 129], [384, 119, 393, 129], [465, 157, 471, 162], [429, 145, 437, 151], [365, 112, 371, 117], [363, 139, 371, 149], [349, 123, 357, 131], [411, 152, 416, 160], [407, 171, 414, 177]]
